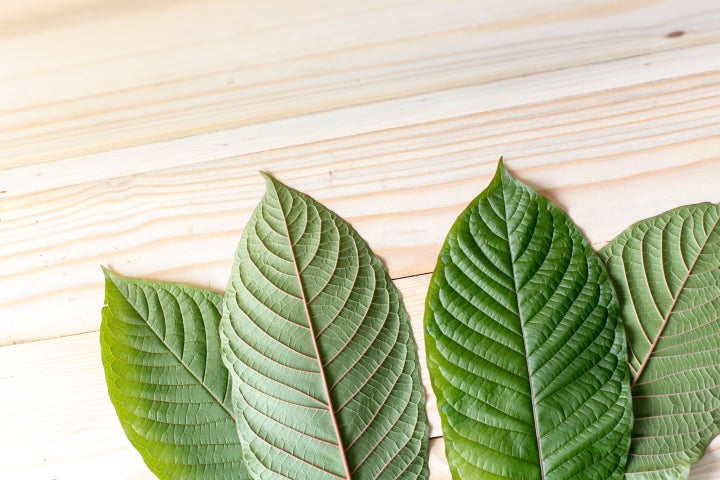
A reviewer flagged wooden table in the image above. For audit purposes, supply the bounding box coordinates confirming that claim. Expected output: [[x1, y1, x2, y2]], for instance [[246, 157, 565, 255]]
[[1, 1, 719, 478]]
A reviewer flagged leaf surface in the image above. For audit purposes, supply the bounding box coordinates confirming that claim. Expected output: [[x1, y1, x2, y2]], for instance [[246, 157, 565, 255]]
[[220, 174, 428, 480], [600, 203, 720, 479], [425, 161, 632, 479], [101, 270, 248, 479]]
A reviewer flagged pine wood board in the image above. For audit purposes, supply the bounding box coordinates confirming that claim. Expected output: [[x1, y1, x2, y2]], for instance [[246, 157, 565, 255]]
[[1, 0, 718, 171], [0, 329, 448, 479], [4, 40, 720, 199], [3, 71, 720, 345], [2, 326, 720, 479]]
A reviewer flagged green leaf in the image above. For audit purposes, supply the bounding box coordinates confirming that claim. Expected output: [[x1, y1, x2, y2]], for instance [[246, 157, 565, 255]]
[[101, 270, 249, 480], [220, 174, 429, 480], [425, 160, 632, 479], [600, 203, 720, 479]]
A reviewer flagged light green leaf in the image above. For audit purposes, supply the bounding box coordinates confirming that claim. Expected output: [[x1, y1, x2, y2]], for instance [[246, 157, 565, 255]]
[[600, 203, 720, 479], [101, 270, 249, 480], [220, 174, 428, 480], [425, 160, 632, 479]]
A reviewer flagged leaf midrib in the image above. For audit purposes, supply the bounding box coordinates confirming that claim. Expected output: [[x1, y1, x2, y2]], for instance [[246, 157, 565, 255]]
[[270, 180, 353, 480], [107, 277, 237, 423], [631, 214, 720, 389], [500, 174, 545, 479]]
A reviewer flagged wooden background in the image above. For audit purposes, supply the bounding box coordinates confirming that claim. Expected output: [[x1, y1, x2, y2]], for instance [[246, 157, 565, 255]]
[[1, 0, 720, 478]]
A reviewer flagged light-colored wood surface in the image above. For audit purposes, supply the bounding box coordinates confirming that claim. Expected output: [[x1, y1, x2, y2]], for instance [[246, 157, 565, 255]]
[[1, 0, 720, 478], [0, 330, 445, 479]]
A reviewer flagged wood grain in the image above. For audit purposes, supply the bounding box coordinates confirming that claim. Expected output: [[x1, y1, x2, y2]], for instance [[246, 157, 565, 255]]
[[2, 327, 720, 479], [1, 0, 718, 171], [2, 0, 720, 478], [0, 327, 443, 479], [2, 71, 720, 345]]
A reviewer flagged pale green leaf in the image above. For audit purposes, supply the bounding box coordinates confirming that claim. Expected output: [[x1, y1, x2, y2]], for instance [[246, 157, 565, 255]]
[[220, 174, 428, 480], [600, 203, 720, 479], [101, 270, 249, 479], [425, 160, 632, 479]]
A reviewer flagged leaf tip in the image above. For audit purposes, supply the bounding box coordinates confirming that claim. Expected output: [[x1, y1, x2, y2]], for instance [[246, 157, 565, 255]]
[[259, 170, 287, 196], [100, 267, 127, 296], [101, 265, 116, 282], [494, 156, 512, 183]]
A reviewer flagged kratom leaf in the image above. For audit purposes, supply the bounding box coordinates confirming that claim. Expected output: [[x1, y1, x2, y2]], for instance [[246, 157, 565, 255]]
[[101, 270, 249, 480], [425, 160, 632, 480], [600, 203, 720, 479], [220, 174, 428, 480]]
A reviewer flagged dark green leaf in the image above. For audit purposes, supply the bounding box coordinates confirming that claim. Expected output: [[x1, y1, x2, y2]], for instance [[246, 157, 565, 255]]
[[220, 174, 428, 480], [425, 160, 632, 479], [101, 270, 248, 479], [601, 203, 720, 479]]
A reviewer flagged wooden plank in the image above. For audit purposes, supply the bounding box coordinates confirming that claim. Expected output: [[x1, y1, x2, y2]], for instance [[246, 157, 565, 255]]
[[0, 328, 439, 478], [2, 72, 720, 345], [2, 330, 720, 478], [0, 0, 718, 170], [4, 41, 720, 198]]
